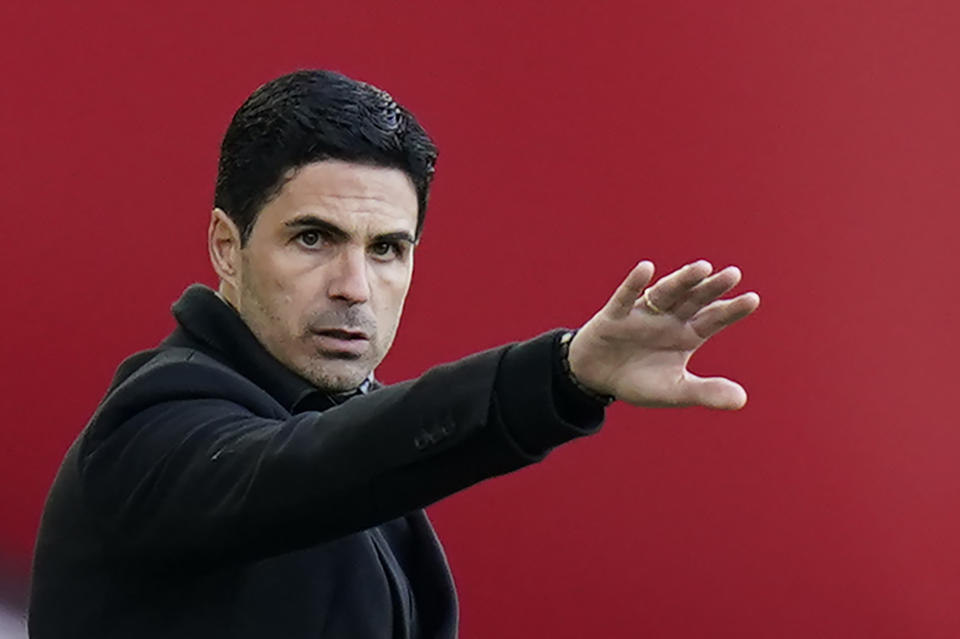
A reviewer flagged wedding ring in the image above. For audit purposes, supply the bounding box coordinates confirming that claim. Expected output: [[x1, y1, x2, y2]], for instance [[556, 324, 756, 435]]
[[642, 290, 665, 314]]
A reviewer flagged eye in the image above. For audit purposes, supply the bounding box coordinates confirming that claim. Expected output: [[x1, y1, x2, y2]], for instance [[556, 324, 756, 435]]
[[296, 230, 324, 248], [370, 241, 404, 261]]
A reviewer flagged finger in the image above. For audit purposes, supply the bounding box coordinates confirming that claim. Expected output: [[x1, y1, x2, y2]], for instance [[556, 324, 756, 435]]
[[638, 260, 713, 314], [689, 292, 760, 339], [682, 373, 748, 410], [673, 266, 742, 320], [605, 260, 655, 318]]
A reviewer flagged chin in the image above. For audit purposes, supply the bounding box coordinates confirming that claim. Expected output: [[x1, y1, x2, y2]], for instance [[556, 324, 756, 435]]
[[302, 360, 372, 393]]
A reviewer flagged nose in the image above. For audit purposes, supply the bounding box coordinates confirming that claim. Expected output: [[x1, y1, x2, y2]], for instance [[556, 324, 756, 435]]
[[326, 247, 370, 305]]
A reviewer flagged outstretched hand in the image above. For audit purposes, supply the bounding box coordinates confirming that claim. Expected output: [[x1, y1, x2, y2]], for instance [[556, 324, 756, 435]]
[[567, 260, 760, 410]]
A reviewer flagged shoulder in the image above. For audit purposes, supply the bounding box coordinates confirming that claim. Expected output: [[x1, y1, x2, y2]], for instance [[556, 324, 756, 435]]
[[110, 346, 262, 404], [82, 345, 285, 451]]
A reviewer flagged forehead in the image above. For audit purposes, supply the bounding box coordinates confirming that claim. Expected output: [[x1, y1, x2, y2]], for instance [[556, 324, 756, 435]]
[[261, 160, 418, 233]]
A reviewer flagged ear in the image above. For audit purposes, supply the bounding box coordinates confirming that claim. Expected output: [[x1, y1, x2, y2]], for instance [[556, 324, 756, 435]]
[[208, 208, 242, 289]]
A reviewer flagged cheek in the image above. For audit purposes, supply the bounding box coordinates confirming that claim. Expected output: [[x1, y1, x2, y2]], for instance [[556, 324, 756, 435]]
[[248, 251, 313, 331], [375, 269, 412, 325]]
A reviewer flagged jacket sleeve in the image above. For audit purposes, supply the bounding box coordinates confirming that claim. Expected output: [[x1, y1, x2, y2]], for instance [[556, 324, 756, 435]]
[[78, 331, 603, 564]]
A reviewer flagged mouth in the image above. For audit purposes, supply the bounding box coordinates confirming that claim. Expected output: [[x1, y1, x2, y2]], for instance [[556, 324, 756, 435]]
[[309, 328, 371, 357], [313, 328, 370, 341]]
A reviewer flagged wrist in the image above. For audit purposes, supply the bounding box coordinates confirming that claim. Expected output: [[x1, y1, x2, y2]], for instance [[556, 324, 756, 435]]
[[558, 331, 615, 406]]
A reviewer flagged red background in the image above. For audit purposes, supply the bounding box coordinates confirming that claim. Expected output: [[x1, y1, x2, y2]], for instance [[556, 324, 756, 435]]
[[2, 1, 959, 637]]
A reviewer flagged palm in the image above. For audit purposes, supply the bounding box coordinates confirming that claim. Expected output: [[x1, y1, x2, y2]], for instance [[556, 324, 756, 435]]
[[568, 260, 760, 409]]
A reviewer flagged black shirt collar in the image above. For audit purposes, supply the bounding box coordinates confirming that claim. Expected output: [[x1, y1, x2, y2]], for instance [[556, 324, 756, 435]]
[[168, 284, 372, 413]]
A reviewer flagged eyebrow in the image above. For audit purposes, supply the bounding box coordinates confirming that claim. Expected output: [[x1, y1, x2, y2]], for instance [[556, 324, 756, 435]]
[[374, 231, 418, 246], [284, 214, 417, 245]]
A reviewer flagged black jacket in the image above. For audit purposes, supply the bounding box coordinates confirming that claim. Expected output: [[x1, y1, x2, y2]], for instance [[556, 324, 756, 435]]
[[29, 285, 604, 638]]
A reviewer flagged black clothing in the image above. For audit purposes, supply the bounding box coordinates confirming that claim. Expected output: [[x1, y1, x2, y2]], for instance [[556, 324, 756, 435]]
[[29, 285, 604, 638]]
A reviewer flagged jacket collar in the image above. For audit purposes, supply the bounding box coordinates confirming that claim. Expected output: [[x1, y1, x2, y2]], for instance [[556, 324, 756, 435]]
[[169, 284, 372, 413]]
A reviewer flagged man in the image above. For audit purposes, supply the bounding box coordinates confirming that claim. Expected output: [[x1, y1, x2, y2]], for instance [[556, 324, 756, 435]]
[[29, 70, 759, 638]]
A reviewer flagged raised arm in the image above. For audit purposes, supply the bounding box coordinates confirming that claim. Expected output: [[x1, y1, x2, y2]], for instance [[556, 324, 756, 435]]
[[77, 335, 601, 565]]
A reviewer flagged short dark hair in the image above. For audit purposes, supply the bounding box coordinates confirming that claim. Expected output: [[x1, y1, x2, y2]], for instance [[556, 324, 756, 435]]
[[214, 69, 438, 244]]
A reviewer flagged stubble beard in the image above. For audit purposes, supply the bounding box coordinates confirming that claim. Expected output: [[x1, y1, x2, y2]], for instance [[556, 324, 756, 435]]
[[296, 344, 376, 393], [238, 275, 384, 394]]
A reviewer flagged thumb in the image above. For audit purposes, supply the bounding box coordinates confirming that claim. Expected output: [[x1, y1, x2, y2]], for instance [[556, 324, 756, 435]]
[[682, 374, 748, 410]]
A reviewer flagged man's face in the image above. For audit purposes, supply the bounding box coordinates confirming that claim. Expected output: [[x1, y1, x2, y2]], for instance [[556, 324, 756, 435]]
[[225, 160, 419, 392]]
